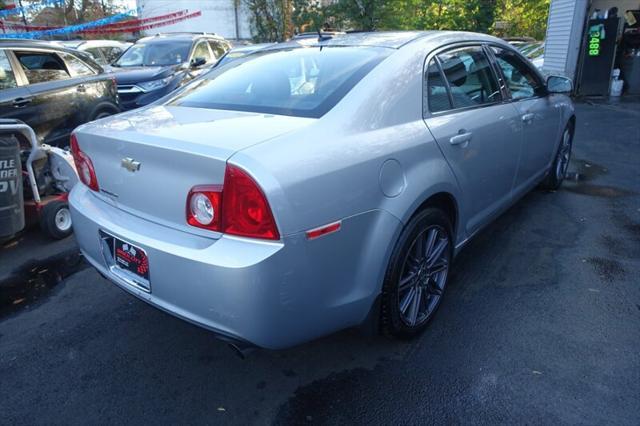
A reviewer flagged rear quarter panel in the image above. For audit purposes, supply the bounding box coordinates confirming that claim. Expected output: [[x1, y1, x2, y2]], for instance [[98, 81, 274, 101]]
[[232, 38, 465, 304], [234, 37, 465, 242]]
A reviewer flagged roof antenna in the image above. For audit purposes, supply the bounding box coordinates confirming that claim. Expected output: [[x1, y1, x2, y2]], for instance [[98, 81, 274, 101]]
[[317, 26, 332, 42]]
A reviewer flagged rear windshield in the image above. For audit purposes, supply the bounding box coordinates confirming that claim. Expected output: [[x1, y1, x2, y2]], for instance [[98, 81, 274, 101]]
[[167, 46, 390, 118]]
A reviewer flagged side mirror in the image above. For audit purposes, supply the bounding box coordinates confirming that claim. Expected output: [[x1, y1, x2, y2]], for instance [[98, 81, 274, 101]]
[[190, 57, 207, 68], [547, 75, 573, 94]]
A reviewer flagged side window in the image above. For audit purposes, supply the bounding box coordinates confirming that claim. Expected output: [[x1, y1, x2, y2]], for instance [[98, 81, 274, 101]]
[[491, 47, 543, 100], [192, 41, 212, 63], [437, 46, 501, 109], [14, 51, 70, 84], [208, 41, 227, 59], [83, 48, 105, 65], [0, 50, 18, 89], [102, 47, 123, 63], [425, 58, 452, 113], [61, 53, 96, 77]]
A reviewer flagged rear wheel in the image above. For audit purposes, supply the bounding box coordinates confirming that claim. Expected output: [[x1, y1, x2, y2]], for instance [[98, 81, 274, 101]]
[[92, 110, 114, 121], [40, 201, 73, 240], [381, 208, 453, 338], [541, 123, 573, 190]]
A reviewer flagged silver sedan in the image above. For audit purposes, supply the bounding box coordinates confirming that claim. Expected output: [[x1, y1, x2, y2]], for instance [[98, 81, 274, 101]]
[[69, 31, 575, 350]]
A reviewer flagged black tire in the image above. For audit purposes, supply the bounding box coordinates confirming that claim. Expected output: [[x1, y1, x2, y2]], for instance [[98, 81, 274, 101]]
[[541, 122, 574, 190], [40, 201, 73, 240], [91, 110, 114, 121], [381, 207, 453, 338]]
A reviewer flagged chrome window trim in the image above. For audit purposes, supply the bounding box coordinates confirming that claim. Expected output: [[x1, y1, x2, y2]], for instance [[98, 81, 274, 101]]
[[484, 42, 548, 104], [422, 41, 505, 119], [2, 49, 29, 87]]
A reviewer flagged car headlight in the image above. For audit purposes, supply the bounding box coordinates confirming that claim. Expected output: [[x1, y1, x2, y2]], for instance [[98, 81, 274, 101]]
[[137, 76, 172, 92]]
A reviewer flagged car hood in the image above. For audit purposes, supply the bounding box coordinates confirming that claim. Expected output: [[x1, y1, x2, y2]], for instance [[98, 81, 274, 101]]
[[110, 65, 180, 84]]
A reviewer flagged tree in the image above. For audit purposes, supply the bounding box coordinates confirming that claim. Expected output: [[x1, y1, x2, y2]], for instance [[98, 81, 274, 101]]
[[250, 0, 551, 42], [245, 0, 293, 42], [491, 0, 550, 40]]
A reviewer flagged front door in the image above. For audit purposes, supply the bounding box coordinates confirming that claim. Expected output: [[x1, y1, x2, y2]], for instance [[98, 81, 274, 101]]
[[489, 46, 561, 191], [423, 45, 523, 234]]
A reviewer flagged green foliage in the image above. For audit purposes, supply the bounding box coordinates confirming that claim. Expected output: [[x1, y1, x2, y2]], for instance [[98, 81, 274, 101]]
[[252, 0, 551, 41], [245, 0, 293, 42], [491, 0, 550, 40]]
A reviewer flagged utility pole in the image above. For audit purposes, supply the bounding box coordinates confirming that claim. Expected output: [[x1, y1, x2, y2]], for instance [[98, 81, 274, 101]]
[[234, 0, 240, 40]]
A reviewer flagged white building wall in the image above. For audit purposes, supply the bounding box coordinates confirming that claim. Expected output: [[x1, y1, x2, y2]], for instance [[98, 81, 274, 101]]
[[543, 0, 589, 80], [137, 0, 252, 40]]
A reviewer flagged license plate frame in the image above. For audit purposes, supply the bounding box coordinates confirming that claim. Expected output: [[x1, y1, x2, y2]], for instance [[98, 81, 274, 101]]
[[99, 230, 151, 292]]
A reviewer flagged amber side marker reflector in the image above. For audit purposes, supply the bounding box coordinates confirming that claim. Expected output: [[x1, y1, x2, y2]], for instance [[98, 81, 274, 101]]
[[306, 221, 341, 240]]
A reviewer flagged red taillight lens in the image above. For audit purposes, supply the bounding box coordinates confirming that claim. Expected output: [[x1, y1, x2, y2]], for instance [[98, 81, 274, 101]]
[[186, 165, 279, 240], [186, 185, 222, 231], [222, 165, 279, 240], [70, 133, 99, 191]]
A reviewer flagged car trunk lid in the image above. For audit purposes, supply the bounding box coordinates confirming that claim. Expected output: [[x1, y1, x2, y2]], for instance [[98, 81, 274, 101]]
[[74, 105, 312, 232]]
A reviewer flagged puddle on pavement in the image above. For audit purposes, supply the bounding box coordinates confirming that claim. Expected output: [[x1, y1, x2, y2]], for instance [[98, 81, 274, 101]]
[[563, 159, 636, 198], [0, 251, 87, 318]]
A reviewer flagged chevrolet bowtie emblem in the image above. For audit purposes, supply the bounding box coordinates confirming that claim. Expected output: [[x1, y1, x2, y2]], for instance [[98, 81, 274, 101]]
[[121, 157, 141, 172]]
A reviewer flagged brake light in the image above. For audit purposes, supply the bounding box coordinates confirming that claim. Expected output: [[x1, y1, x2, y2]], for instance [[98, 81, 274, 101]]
[[222, 165, 279, 240], [70, 133, 99, 191], [186, 165, 280, 240]]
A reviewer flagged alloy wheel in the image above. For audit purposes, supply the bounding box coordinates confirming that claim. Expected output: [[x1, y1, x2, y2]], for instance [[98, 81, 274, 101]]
[[397, 226, 450, 327], [555, 128, 572, 180]]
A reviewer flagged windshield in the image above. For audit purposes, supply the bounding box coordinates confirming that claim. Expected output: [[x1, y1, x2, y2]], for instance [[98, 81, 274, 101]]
[[168, 46, 390, 118], [114, 40, 191, 67]]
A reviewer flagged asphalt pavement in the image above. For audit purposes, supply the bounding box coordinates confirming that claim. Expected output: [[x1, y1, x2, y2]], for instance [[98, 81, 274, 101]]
[[1, 99, 639, 425]]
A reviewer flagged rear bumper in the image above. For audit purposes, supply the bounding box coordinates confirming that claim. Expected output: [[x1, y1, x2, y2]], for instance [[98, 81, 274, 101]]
[[69, 184, 400, 349]]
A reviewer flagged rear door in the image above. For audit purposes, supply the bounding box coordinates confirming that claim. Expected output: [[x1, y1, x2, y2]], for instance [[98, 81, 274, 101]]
[[58, 51, 103, 124], [423, 44, 523, 234], [0, 49, 32, 124], [488, 46, 561, 192], [13, 49, 79, 146]]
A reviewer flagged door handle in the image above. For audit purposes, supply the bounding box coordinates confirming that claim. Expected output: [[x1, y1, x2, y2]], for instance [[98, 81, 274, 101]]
[[521, 113, 535, 123], [449, 130, 473, 146], [77, 84, 86, 93], [12, 97, 32, 108]]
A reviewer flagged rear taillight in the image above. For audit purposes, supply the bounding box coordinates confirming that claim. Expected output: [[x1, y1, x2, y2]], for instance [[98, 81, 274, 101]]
[[186, 165, 280, 240], [70, 133, 99, 191], [186, 185, 222, 231], [222, 165, 279, 240]]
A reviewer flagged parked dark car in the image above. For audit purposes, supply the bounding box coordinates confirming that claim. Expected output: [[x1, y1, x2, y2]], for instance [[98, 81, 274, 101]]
[[0, 40, 120, 147], [110, 32, 231, 111]]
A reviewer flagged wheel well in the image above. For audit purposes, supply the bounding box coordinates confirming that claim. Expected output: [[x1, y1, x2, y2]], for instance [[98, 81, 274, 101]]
[[416, 192, 458, 235]]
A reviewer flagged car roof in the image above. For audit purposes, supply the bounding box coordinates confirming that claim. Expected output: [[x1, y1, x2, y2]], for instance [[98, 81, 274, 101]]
[[61, 40, 131, 49], [266, 31, 507, 50], [230, 43, 276, 53], [136, 32, 225, 44], [0, 38, 98, 55], [0, 39, 104, 70]]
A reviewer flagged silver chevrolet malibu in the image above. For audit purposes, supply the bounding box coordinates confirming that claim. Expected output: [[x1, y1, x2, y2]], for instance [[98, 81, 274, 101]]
[[69, 31, 575, 350]]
